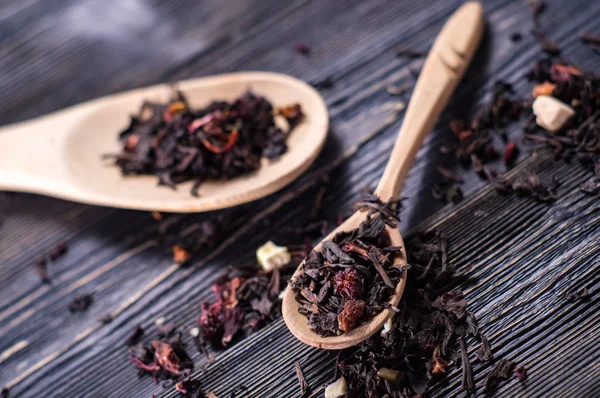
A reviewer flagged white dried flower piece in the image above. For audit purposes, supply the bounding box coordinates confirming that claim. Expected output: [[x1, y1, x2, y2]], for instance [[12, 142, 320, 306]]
[[324, 376, 348, 398], [380, 317, 393, 336], [189, 327, 200, 337], [256, 241, 291, 272], [377, 367, 399, 381], [532, 95, 575, 133], [155, 317, 166, 327]]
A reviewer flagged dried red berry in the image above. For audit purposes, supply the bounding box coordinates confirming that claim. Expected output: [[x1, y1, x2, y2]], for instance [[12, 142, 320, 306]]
[[333, 269, 363, 299], [337, 299, 366, 332]]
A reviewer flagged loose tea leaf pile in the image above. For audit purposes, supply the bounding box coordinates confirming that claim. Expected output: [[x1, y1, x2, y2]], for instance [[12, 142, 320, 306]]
[[291, 195, 405, 336], [434, 2, 600, 204], [330, 229, 520, 397], [197, 262, 298, 349], [107, 91, 303, 196]]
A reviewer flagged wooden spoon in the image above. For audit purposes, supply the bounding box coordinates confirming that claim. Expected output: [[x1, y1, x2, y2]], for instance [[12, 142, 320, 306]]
[[0, 72, 328, 212], [282, 2, 485, 350]]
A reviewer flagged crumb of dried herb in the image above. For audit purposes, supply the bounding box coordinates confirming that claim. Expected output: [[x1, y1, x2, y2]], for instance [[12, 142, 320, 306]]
[[151, 211, 163, 220], [35, 256, 51, 284], [386, 83, 411, 96], [394, 46, 425, 58], [175, 378, 202, 395], [68, 293, 94, 313], [126, 325, 145, 346], [510, 32, 522, 42], [580, 178, 600, 194], [294, 42, 311, 56], [99, 313, 114, 324], [49, 242, 68, 262], [311, 77, 335, 90], [173, 245, 192, 264]]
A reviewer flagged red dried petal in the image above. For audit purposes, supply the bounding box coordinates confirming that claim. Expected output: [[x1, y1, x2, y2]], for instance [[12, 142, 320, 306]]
[[201, 129, 239, 153], [151, 341, 182, 375], [199, 302, 224, 341]]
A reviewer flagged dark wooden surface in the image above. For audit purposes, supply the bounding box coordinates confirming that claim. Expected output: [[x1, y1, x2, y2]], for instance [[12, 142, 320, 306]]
[[1, 0, 599, 397]]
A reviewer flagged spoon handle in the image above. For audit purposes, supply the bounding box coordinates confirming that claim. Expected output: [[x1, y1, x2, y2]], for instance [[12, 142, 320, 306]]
[[374, 2, 484, 202]]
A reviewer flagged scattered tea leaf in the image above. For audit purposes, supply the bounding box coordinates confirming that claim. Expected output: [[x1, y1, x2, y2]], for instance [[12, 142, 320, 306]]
[[49, 242, 68, 262], [125, 325, 145, 346], [68, 293, 94, 313], [99, 313, 114, 324], [294, 361, 310, 397], [565, 287, 591, 302], [108, 91, 303, 195], [394, 46, 425, 58], [294, 42, 311, 56], [485, 359, 515, 390]]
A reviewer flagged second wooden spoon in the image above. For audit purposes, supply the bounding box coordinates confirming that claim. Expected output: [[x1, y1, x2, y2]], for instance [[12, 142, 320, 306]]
[[282, 1, 485, 349]]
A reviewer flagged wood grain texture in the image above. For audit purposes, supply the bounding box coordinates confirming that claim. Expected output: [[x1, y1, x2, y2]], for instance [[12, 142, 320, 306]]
[[1, 0, 600, 397]]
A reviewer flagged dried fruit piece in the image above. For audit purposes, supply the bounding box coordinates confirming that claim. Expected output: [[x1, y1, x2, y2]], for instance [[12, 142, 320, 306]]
[[256, 241, 291, 271], [324, 377, 348, 398], [337, 299, 366, 332], [172, 245, 192, 264], [333, 268, 363, 299], [49, 242, 68, 262], [380, 317, 393, 336], [150, 211, 162, 220], [152, 340, 182, 375], [377, 367, 399, 381], [532, 95, 575, 132], [432, 347, 449, 375], [532, 81, 556, 97]]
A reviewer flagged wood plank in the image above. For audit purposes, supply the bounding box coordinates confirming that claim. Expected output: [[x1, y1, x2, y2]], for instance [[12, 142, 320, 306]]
[[1, 0, 600, 396]]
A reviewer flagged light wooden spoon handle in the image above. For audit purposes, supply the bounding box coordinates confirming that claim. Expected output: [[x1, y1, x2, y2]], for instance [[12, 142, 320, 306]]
[[375, 1, 484, 202]]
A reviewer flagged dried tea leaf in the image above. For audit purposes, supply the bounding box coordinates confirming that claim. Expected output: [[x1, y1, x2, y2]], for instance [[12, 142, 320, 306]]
[[295, 361, 310, 397], [68, 293, 94, 313], [485, 359, 515, 389], [125, 325, 145, 346]]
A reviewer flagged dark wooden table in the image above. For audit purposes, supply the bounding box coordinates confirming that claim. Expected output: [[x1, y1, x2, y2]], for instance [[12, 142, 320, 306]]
[[1, 0, 599, 397]]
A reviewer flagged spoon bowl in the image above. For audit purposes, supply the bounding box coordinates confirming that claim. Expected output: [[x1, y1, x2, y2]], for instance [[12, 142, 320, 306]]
[[0, 72, 328, 212], [282, 1, 484, 349], [282, 211, 408, 350]]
